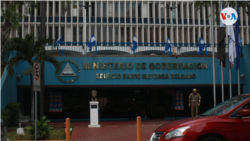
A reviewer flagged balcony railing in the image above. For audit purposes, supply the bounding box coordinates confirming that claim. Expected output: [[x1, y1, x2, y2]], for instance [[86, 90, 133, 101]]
[[45, 42, 238, 56]]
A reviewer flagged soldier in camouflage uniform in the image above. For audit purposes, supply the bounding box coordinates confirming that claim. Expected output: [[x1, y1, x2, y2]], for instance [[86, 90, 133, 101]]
[[188, 88, 201, 117]]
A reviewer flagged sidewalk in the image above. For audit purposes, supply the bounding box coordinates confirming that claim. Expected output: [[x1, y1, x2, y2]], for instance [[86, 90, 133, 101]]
[[71, 119, 173, 141]]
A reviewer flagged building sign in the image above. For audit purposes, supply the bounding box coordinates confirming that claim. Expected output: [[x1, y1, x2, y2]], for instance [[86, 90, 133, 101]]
[[33, 61, 41, 91], [49, 92, 62, 112], [57, 59, 81, 83], [82, 62, 208, 80], [175, 90, 184, 110]]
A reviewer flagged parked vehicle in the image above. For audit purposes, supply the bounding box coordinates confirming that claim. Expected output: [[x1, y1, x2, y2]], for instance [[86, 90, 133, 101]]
[[150, 94, 250, 141], [1, 119, 7, 141]]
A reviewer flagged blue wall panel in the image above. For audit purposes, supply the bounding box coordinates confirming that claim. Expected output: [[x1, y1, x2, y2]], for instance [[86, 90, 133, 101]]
[[243, 44, 250, 94], [1, 71, 17, 109], [15, 56, 243, 86]]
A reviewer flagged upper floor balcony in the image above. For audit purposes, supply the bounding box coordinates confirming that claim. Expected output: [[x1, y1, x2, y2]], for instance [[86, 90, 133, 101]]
[[45, 42, 240, 57]]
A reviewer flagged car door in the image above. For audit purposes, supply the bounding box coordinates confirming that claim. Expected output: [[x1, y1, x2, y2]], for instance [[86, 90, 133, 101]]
[[233, 102, 250, 141]]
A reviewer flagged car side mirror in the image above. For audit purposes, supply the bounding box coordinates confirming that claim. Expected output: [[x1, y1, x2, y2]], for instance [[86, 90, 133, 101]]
[[238, 109, 250, 117]]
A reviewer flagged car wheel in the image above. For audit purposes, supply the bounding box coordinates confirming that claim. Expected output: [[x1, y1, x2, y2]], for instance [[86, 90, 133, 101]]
[[199, 136, 222, 141]]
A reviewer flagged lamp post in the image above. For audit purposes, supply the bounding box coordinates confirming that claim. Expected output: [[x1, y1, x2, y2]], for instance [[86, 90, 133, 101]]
[[80, 4, 91, 54], [166, 5, 177, 55]]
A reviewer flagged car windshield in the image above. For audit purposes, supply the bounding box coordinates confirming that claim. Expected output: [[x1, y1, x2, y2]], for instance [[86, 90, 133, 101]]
[[201, 95, 250, 116]]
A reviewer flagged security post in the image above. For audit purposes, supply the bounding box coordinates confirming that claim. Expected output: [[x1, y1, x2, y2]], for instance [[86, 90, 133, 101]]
[[33, 61, 41, 141]]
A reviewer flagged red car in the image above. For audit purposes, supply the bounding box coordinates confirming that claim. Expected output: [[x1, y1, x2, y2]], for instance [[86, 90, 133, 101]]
[[150, 94, 250, 141]]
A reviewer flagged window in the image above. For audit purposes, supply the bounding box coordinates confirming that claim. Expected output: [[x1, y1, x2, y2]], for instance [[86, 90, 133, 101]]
[[184, 28, 187, 43], [161, 4, 164, 18], [55, 26, 58, 40], [67, 3, 71, 16], [132, 27, 136, 37], [144, 28, 148, 42], [201, 28, 204, 40], [189, 4, 192, 18], [167, 28, 170, 39], [49, 2, 53, 16], [31, 26, 34, 35], [115, 2, 118, 17], [243, 9, 246, 20], [91, 27, 95, 36], [49, 26, 52, 39], [73, 27, 76, 42], [149, 3, 153, 17], [37, 2, 41, 16], [166, 4, 169, 18], [205, 6, 208, 19], [156, 28, 159, 43], [242, 102, 250, 110], [61, 27, 64, 42], [172, 4, 176, 18], [200, 6, 203, 18], [178, 4, 180, 18], [66, 26, 70, 41], [126, 3, 130, 17], [91, 2, 95, 17], [79, 2, 83, 17], [115, 27, 118, 42], [97, 27, 101, 42], [109, 3, 113, 17], [61, 2, 65, 15], [24, 26, 28, 36], [132, 3, 135, 17], [127, 27, 130, 42], [86, 2, 89, 16], [109, 27, 113, 42], [183, 4, 186, 19], [97, 2, 101, 17], [79, 27, 83, 42], [121, 27, 124, 42], [173, 28, 176, 42], [36, 26, 40, 39], [195, 28, 198, 43], [31, 3, 35, 16], [161, 28, 164, 43], [138, 3, 141, 17], [103, 27, 107, 42], [143, 3, 147, 18], [55, 2, 59, 16], [155, 3, 158, 18], [138, 28, 141, 42], [206, 28, 209, 43], [103, 2, 106, 17], [120, 3, 124, 17], [150, 28, 153, 42], [86, 26, 89, 41]]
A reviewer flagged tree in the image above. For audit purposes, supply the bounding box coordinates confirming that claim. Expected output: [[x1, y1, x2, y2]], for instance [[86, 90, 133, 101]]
[[194, 1, 250, 23], [5, 34, 62, 120], [0, 0, 72, 63]]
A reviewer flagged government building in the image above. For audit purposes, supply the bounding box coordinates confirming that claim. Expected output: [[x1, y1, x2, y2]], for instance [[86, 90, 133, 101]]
[[1, 1, 250, 120]]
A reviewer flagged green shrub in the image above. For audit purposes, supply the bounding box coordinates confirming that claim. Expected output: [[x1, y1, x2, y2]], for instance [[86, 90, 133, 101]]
[[26, 116, 53, 139], [5, 103, 20, 126], [1, 108, 10, 125]]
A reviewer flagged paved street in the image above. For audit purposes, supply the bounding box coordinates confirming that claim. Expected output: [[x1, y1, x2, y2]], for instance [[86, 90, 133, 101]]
[[70, 120, 172, 141]]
